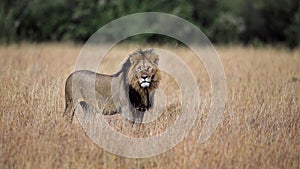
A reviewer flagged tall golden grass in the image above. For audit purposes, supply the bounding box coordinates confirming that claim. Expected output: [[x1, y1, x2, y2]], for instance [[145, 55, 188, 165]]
[[0, 43, 299, 169]]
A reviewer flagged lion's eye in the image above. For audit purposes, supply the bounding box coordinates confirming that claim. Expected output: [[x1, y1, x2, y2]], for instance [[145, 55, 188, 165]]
[[137, 66, 142, 72]]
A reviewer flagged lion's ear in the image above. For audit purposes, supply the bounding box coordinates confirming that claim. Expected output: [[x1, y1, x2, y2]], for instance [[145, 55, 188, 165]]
[[130, 55, 137, 64], [152, 55, 159, 65]]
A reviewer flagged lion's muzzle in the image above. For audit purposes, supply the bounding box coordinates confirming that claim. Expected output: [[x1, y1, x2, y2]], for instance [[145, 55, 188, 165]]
[[139, 74, 151, 88]]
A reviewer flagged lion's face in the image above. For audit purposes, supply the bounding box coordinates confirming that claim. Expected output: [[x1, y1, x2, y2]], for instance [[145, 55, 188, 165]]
[[128, 49, 160, 92]]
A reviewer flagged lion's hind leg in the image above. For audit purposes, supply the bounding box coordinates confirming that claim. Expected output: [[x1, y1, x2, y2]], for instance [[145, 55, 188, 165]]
[[79, 101, 98, 114], [63, 100, 95, 123], [63, 98, 78, 123], [63, 73, 77, 123], [63, 85, 79, 123]]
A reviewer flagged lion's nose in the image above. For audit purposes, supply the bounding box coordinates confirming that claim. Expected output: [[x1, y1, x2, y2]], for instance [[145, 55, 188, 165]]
[[141, 75, 148, 79]]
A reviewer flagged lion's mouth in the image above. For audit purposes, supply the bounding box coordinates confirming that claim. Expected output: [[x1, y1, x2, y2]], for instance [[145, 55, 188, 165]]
[[140, 82, 150, 88], [139, 79, 151, 88]]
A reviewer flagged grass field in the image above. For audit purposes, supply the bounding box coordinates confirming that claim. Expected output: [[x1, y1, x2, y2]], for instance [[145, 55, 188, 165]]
[[0, 43, 299, 169]]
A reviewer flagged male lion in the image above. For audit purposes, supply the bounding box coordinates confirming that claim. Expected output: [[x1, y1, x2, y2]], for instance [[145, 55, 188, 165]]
[[63, 49, 160, 125]]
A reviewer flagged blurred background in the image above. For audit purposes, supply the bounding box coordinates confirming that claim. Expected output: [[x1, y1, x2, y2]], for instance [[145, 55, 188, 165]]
[[1, 0, 300, 48]]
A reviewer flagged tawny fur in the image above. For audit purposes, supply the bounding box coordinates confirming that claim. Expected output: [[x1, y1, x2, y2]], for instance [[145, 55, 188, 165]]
[[63, 49, 161, 124]]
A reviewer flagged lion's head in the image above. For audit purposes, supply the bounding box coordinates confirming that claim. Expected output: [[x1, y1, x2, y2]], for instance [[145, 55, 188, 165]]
[[127, 49, 161, 94]]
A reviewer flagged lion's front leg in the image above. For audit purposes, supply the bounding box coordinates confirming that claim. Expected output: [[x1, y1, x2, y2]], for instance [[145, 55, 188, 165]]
[[121, 108, 145, 127], [132, 109, 145, 126]]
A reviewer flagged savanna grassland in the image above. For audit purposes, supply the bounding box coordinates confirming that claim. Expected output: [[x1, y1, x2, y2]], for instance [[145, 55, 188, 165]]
[[0, 43, 299, 169]]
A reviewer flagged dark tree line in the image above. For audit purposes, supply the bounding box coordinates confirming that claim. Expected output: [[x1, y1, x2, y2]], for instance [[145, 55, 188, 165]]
[[1, 0, 299, 47]]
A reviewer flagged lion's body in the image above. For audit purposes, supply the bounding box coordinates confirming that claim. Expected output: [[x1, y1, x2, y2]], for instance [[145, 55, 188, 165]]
[[63, 49, 160, 124], [64, 70, 118, 117]]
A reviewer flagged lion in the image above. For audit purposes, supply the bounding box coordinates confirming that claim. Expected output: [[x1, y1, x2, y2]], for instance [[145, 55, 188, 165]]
[[63, 49, 161, 125]]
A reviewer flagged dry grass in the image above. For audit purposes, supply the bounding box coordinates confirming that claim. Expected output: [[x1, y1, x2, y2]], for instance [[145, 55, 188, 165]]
[[0, 43, 299, 169]]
